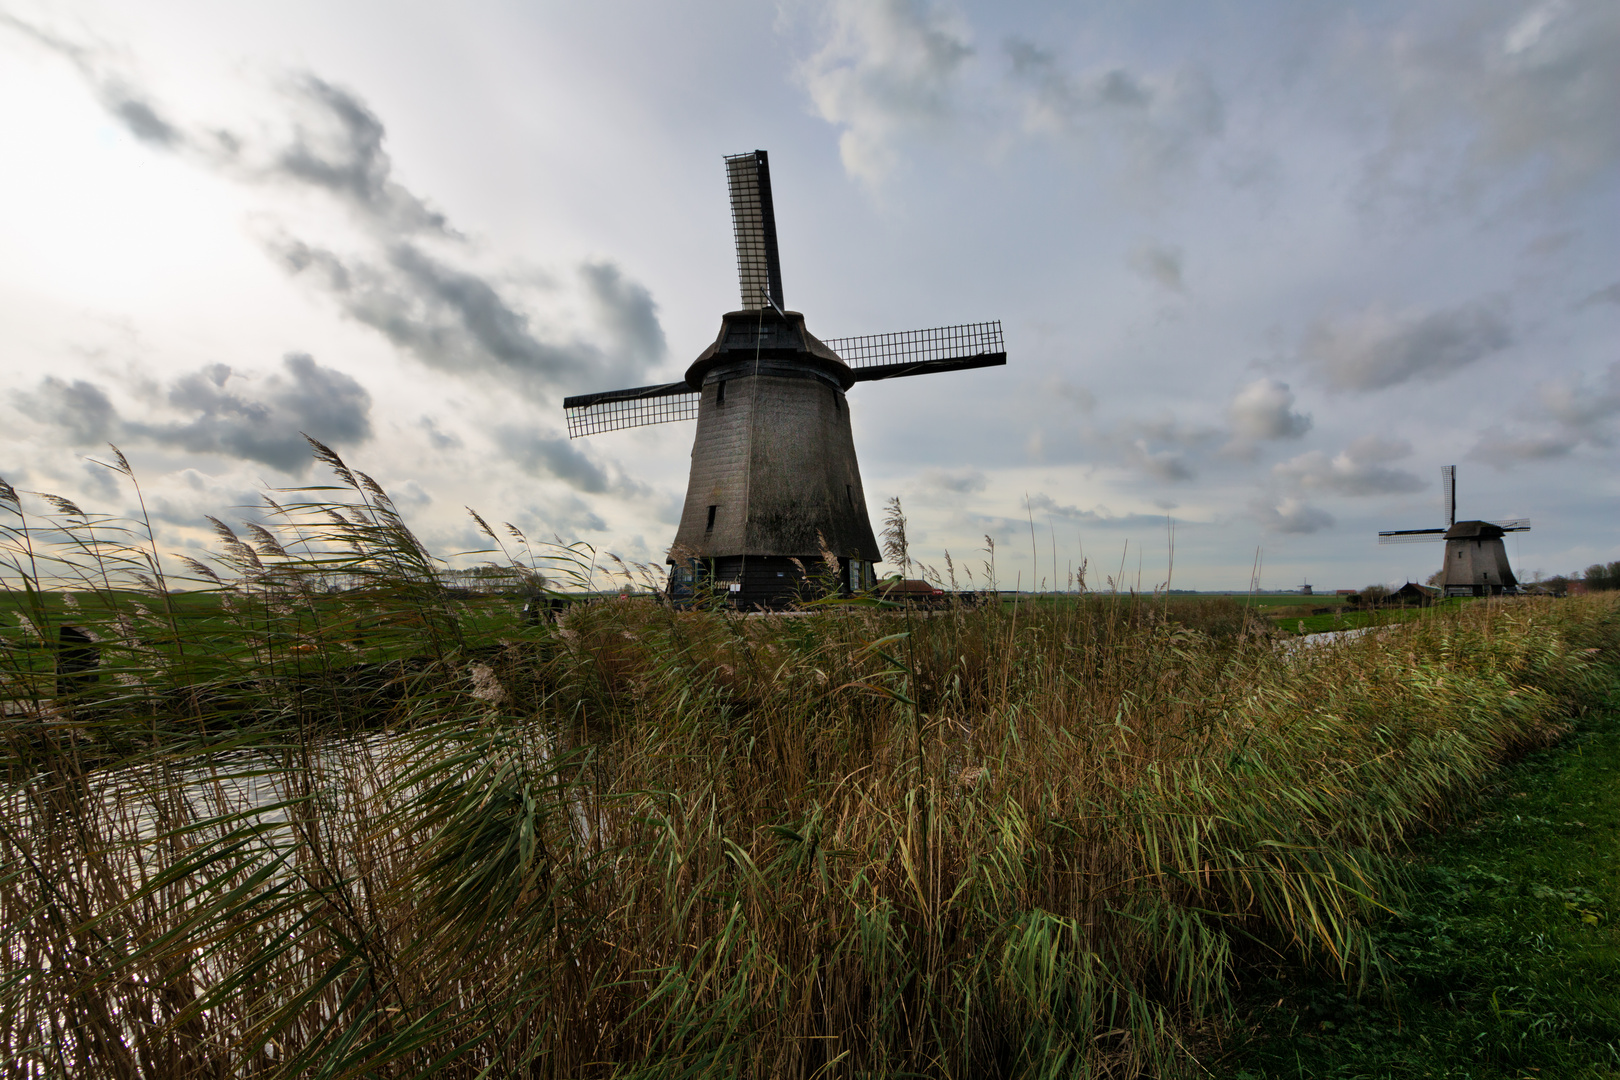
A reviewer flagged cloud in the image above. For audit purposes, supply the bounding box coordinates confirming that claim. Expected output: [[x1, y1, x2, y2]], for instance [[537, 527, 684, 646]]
[[495, 428, 613, 494], [26, 355, 372, 473], [144, 469, 266, 527], [1469, 360, 1620, 465], [272, 239, 659, 398], [798, 0, 974, 184], [1301, 301, 1512, 391], [579, 261, 666, 369], [1046, 380, 1096, 413], [1, 20, 669, 398], [1126, 440, 1194, 482], [29, 378, 118, 443], [1470, 428, 1576, 466], [417, 416, 463, 451], [0, 13, 183, 149], [1027, 492, 1177, 529], [1273, 435, 1425, 496], [921, 467, 986, 493], [274, 75, 450, 234], [1006, 40, 1223, 183], [1251, 496, 1335, 534], [1128, 243, 1185, 292], [1360, 0, 1620, 204], [1576, 282, 1620, 310], [1225, 377, 1311, 445]]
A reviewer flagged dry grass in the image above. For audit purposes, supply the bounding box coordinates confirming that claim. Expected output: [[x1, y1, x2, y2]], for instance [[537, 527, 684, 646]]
[[2, 451, 1616, 1078]]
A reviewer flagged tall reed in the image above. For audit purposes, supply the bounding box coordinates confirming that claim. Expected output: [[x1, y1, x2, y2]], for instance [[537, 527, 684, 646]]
[[1, 449, 1615, 1077]]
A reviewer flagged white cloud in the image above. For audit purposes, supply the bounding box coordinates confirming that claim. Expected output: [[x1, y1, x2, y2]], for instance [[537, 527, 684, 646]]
[[1225, 377, 1311, 446], [1006, 40, 1223, 186], [797, 0, 973, 184], [1272, 435, 1425, 497], [1251, 496, 1335, 534]]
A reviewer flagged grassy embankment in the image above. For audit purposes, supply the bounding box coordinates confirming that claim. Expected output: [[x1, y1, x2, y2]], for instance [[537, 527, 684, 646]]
[[1218, 700, 1620, 1078], [2, 448, 1617, 1078]]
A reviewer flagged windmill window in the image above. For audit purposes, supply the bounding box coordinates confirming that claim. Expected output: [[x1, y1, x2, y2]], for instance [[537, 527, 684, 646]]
[[846, 484, 853, 508], [706, 505, 717, 531], [716, 381, 726, 405]]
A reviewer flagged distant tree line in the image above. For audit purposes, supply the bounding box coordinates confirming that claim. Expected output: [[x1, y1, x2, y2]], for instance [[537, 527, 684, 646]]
[[1543, 561, 1620, 594]]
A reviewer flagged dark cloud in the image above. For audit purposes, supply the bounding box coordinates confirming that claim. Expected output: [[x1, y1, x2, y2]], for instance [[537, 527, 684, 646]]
[[495, 428, 612, 494], [1302, 301, 1512, 392], [1272, 435, 1425, 496], [1250, 497, 1334, 534], [272, 238, 662, 398], [1576, 283, 1620, 310], [580, 261, 666, 369], [1028, 492, 1176, 529], [28, 355, 372, 473], [1128, 243, 1185, 293], [1, 18, 668, 400], [921, 468, 986, 493], [1006, 40, 1223, 181], [0, 14, 184, 149], [28, 378, 118, 443], [1469, 360, 1620, 466], [1360, 0, 1620, 204], [275, 75, 449, 234], [103, 83, 182, 146]]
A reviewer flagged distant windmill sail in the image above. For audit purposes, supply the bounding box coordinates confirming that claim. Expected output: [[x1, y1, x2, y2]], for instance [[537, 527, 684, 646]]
[[726, 150, 784, 312], [1443, 464, 1455, 528]]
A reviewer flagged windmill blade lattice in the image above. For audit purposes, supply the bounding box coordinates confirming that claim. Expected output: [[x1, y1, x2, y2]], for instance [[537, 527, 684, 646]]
[[563, 382, 699, 438], [1378, 528, 1448, 544], [726, 150, 784, 312], [828, 321, 1006, 381]]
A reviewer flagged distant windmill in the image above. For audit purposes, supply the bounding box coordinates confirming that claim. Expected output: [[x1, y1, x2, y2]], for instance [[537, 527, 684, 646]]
[[562, 151, 1007, 608], [1378, 465, 1530, 597]]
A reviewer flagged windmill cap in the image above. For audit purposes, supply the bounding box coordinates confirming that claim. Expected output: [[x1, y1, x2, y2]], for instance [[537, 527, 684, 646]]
[[685, 309, 854, 390], [1445, 520, 1506, 539]]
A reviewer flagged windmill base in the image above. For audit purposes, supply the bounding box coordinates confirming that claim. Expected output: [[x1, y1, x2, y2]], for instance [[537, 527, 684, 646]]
[[668, 555, 876, 610]]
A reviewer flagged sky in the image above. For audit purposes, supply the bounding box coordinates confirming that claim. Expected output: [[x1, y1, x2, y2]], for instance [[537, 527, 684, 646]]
[[0, 0, 1615, 592]]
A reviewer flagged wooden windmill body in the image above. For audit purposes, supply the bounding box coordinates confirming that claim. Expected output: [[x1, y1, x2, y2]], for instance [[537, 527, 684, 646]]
[[1378, 466, 1531, 597], [563, 151, 1007, 608]]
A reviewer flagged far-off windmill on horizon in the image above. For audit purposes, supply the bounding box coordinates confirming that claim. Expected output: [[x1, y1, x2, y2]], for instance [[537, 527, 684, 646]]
[[564, 151, 1008, 608]]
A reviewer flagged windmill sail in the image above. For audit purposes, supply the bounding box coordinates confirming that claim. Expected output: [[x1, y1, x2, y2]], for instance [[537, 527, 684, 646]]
[[1442, 464, 1456, 527], [828, 321, 1007, 381], [1378, 528, 1448, 544], [726, 150, 784, 312], [563, 381, 699, 438]]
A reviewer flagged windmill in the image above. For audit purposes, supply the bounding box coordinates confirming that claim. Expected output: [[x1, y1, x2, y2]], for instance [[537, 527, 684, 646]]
[[562, 150, 1007, 608], [1377, 465, 1530, 597]]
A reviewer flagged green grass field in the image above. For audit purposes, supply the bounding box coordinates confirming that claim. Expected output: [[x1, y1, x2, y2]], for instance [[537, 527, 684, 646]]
[[1218, 701, 1620, 1078]]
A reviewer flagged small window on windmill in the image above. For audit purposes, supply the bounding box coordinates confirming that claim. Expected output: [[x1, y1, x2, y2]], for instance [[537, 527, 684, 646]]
[[706, 505, 717, 531], [716, 381, 726, 405], [846, 484, 853, 508]]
